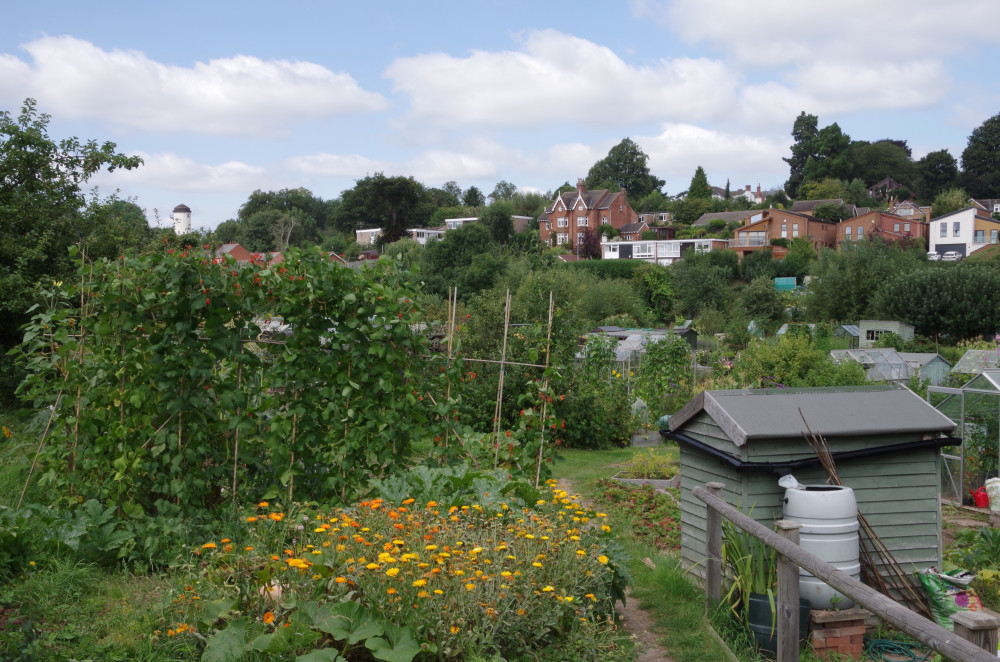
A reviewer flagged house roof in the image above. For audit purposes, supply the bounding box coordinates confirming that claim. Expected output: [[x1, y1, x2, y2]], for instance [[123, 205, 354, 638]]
[[692, 210, 754, 226], [619, 222, 647, 234], [928, 206, 998, 225], [791, 199, 845, 212], [669, 385, 956, 445]]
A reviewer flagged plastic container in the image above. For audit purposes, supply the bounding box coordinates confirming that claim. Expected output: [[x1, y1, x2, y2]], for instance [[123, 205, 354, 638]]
[[985, 478, 1000, 514], [970, 487, 990, 509], [783, 485, 860, 609]]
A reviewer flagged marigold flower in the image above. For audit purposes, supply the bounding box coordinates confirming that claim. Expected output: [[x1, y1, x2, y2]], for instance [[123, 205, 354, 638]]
[[434, 589, 443, 595], [366, 563, 379, 570], [201, 543, 217, 549], [334, 577, 347, 584], [417, 590, 430, 598], [542, 586, 554, 592], [385, 568, 400, 578], [598, 555, 609, 564], [465, 583, 475, 591], [426, 501, 437, 507], [220, 538, 230, 544], [387, 588, 397, 595], [412, 579, 427, 587], [263, 611, 275, 624], [247, 516, 258, 522], [258, 502, 269, 508], [450, 625, 460, 634]]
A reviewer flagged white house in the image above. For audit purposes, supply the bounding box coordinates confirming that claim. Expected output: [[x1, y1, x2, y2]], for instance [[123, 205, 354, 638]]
[[601, 238, 729, 265], [928, 207, 1000, 258], [409, 227, 446, 245]]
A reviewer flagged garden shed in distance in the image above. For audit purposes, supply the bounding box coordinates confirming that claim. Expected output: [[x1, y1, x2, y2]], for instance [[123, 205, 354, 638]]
[[665, 385, 958, 597]]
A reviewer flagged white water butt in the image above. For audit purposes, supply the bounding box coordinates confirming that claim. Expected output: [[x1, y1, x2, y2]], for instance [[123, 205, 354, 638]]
[[783, 485, 860, 609]]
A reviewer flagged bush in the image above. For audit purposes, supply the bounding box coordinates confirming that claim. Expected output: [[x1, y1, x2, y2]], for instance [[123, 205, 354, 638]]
[[165, 483, 632, 660]]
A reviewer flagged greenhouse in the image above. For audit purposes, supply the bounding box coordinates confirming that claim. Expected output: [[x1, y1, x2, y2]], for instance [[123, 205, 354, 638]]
[[927, 370, 1000, 503]]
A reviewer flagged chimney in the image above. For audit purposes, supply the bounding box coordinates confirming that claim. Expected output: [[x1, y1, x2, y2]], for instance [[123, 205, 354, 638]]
[[756, 184, 762, 200], [745, 185, 751, 193], [577, 178, 586, 196]]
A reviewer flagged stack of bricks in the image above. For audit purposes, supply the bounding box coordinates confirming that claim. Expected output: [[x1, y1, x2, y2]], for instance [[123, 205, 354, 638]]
[[808, 608, 870, 660]]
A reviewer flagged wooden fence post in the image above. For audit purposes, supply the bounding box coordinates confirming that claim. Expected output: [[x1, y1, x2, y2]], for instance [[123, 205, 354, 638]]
[[952, 611, 1000, 654], [706, 482, 724, 608], [775, 519, 802, 662]]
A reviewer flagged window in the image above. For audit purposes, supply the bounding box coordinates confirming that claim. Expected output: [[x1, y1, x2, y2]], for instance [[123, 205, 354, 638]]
[[607, 244, 618, 254], [557, 217, 568, 228], [845, 226, 852, 239], [792, 224, 799, 237], [602, 216, 608, 224], [975, 230, 986, 244], [993, 229, 999, 244], [940, 223, 947, 237], [953, 221, 961, 237], [893, 223, 900, 232], [781, 223, 787, 238], [577, 203, 584, 210], [899, 207, 914, 216], [857, 226, 863, 238], [994, 203, 1000, 213], [556, 233, 568, 245], [904, 223, 910, 232], [866, 330, 884, 342], [577, 216, 589, 227]]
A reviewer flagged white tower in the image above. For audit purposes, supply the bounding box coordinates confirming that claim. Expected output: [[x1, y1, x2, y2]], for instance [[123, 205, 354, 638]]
[[172, 203, 192, 235]]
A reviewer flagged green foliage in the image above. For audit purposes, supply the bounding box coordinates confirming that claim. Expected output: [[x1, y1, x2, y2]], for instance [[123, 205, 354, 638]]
[[421, 223, 502, 299], [873, 331, 905, 350], [618, 447, 677, 479], [462, 185, 485, 208], [585, 137, 664, 200], [568, 258, 640, 280], [797, 177, 848, 202], [632, 335, 692, 416], [0, 98, 143, 400], [807, 238, 925, 321], [961, 112, 1000, 198], [16, 247, 454, 522], [917, 150, 960, 202], [731, 335, 868, 388], [632, 263, 674, 322], [557, 337, 633, 449], [670, 250, 738, 317], [784, 112, 819, 198], [873, 263, 1000, 340], [741, 249, 776, 282], [687, 166, 713, 199], [810, 202, 853, 223], [740, 277, 786, 333], [478, 201, 514, 244], [931, 187, 969, 218]]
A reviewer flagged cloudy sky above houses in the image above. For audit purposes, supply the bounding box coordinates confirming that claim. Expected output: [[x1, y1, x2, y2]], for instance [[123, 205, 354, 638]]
[[2, 0, 998, 230]]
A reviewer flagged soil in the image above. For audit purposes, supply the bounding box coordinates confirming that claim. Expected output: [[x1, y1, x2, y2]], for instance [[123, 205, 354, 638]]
[[941, 504, 991, 546], [557, 478, 675, 662]]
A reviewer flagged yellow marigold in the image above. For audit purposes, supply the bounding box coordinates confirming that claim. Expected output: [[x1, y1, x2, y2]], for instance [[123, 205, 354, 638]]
[[334, 577, 348, 584], [417, 590, 430, 598], [601, 525, 611, 533], [247, 516, 258, 522], [426, 501, 437, 507], [258, 502, 269, 508], [201, 542, 217, 549], [575, 550, 585, 556], [412, 579, 427, 587], [263, 611, 275, 624], [598, 555, 609, 564], [269, 513, 283, 521], [450, 625, 460, 634], [366, 563, 379, 570], [402, 498, 415, 505], [287, 558, 311, 569], [434, 589, 443, 595], [385, 568, 400, 578], [425, 544, 438, 551], [542, 586, 554, 592], [465, 583, 475, 591], [387, 588, 397, 595], [532, 562, 543, 568]]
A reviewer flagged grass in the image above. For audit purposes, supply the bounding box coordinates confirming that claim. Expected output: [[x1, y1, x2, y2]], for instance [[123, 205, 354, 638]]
[[554, 443, 735, 662]]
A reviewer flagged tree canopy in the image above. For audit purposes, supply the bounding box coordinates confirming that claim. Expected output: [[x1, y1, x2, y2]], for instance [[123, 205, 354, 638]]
[[585, 138, 664, 200], [687, 166, 713, 199], [961, 112, 1000, 198]]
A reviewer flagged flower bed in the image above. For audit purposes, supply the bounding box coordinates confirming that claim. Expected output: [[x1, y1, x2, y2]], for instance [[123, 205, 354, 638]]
[[163, 481, 632, 660], [594, 479, 681, 551]]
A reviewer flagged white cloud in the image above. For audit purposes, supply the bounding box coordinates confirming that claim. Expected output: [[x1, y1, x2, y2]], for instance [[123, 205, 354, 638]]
[[284, 153, 388, 178], [385, 29, 736, 127], [97, 152, 268, 193], [636, 124, 788, 190], [2, 36, 387, 136]]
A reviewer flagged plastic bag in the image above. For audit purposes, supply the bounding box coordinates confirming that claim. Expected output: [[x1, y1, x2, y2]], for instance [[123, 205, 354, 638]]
[[917, 570, 983, 630]]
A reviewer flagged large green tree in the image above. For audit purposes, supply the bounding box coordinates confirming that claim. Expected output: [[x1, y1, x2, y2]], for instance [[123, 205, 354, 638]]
[[333, 173, 426, 241], [848, 140, 916, 189], [585, 138, 664, 199], [916, 149, 959, 202], [783, 112, 852, 197], [686, 166, 713, 199], [874, 263, 1000, 340], [0, 98, 142, 397], [783, 112, 819, 198], [961, 112, 1000, 197], [479, 201, 514, 244]]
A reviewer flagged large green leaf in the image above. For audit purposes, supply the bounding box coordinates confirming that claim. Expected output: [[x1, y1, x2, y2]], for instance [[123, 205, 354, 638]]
[[305, 601, 383, 645], [202, 618, 266, 662], [365, 623, 430, 662], [296, 649, 346, 662]]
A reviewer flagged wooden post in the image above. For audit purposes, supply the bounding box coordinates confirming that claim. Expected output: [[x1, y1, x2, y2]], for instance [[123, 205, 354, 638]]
[[705, 482, 724, 607], [775, 519, 802, 662], [952, 611, 1000, 654]]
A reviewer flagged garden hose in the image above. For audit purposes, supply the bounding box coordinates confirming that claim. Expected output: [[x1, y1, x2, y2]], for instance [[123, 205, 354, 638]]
[[863, 636, 934, 661]]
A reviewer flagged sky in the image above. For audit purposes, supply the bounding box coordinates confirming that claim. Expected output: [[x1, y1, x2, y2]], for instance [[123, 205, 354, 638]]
[[2, 0, 999, 231]]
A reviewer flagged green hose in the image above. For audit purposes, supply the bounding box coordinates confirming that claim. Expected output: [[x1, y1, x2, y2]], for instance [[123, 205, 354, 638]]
[[863, 636, 934, 661]]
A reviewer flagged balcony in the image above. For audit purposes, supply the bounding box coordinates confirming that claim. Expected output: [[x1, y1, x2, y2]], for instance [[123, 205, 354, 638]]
[[729, 236, 768, 248]]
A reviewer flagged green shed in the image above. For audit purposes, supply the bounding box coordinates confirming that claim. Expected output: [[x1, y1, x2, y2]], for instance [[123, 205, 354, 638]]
[[666, 385, 958, 593]]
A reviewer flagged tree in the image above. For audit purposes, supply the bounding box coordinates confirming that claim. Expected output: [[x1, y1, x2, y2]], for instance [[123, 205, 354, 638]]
[[962, 113, 1000, 197], [916, 150, 959, 202], [687, 166, 713, 199], [811, 203, 853, 223], [462, 186, 485, 208], [847, 140, 916, 188], [932, 187, 969, 218], [783, 111, 819, 198], [797, 177, 848, 201], [479, 201, 514, 244], [585, 138, 664, 200], [741, 277, 786, 331], [421, 223, 501, 299], [489, 180, 517, 202], [874, 263, 1000, 340], [78, 195, 151, 260], [0, 99, 142, 398], [442, 180, 462, 200], [578, 228, 602, 259]]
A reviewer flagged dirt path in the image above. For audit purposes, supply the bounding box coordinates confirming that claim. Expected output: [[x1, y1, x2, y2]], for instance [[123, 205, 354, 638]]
[[557, 479, 675, 662]]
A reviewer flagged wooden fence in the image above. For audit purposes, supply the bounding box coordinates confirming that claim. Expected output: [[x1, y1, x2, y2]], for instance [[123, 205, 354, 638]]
[[694, 482, 998, 662]]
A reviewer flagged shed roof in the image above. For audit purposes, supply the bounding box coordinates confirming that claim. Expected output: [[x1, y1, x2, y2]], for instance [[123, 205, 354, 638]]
[[669, 385, 956, 446]]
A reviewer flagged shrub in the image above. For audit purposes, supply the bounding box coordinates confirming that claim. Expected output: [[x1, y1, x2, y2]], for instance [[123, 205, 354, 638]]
[[618, 447, 678, 479], [164, 483, 631, 660]]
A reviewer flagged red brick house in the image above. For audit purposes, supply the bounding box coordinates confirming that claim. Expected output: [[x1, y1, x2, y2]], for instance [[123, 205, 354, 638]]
[[836, 211, 927, 245], [730, 209, 838, 259], [538, 179, 638, 248], [214, 243, 254, 263]]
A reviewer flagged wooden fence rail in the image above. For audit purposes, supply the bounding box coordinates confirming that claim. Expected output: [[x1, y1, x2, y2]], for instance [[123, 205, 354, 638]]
[[694, 482, 997, 662]]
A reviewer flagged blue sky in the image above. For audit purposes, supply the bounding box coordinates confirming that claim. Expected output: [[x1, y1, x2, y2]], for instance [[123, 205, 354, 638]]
[[2, 0, 999, 230]]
